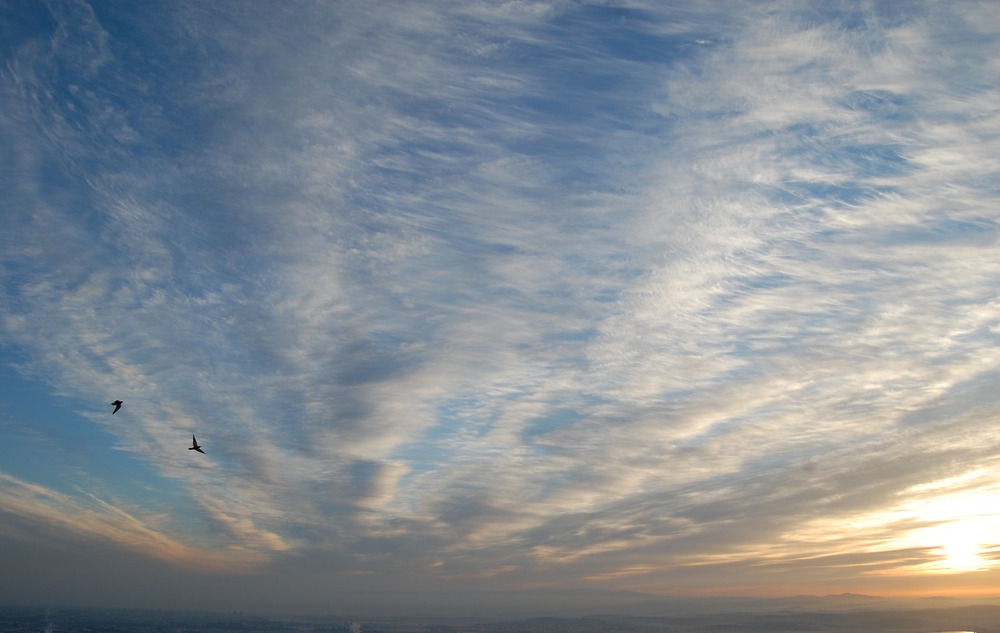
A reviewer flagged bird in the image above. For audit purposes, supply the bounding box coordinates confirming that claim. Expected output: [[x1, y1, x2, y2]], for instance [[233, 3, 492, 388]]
[[188, 435, 205, 454], [110, 400, 123, 414]]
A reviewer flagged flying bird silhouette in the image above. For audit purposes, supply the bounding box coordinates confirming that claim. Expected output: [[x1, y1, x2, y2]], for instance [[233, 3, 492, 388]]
[[110, 400, 123, 414], [189, 435, 205, 454]]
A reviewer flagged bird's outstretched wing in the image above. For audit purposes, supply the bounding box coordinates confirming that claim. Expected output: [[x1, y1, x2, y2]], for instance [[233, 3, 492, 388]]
[[189, 435, 205, 454]]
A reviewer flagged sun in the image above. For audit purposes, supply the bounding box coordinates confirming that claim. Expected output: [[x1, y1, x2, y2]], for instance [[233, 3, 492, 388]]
[[901, 482, 1000, 574], [926, 518, 991, 572]]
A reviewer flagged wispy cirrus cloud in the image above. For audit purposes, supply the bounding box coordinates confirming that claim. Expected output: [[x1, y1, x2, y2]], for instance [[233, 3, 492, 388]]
[[2, 0, 1000, 610], [0, 473, 265, 571]]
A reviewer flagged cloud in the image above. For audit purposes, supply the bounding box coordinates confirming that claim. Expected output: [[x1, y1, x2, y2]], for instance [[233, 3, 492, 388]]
[[0, 473, 261, 572], [2, 0, 1000, 609]]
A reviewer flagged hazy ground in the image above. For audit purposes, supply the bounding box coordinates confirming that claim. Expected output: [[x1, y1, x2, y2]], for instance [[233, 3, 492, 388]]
[[2, 602, 997, 633]]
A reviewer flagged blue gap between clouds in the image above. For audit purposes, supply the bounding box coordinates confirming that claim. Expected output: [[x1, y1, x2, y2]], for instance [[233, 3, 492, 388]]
[[0, 359, 200, 529]]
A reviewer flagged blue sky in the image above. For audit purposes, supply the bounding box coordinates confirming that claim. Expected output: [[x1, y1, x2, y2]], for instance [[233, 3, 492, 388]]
[[3, 0, 1000, 616]]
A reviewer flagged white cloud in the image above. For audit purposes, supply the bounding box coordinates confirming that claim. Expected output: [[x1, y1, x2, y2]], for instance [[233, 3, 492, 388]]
[[2, 0, 1000, 604]]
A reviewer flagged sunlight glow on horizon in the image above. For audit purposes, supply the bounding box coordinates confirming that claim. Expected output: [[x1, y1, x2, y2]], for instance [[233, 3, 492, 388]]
[[902, 488, 1000, 574]]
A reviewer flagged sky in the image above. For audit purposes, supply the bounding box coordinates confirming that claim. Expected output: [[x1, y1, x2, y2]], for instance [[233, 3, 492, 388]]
[[2, 0, 1000, 617]]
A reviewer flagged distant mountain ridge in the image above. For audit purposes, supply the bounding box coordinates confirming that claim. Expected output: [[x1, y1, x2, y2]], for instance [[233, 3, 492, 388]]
[[332, 587, 1000, 619]]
